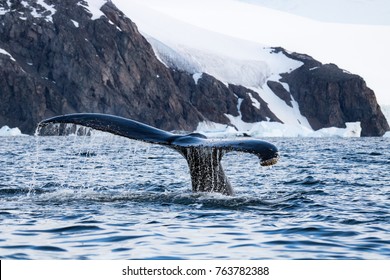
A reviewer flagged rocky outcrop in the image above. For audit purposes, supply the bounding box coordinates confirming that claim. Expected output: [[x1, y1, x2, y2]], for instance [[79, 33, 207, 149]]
[[172, 71, 281, 127], [0, 50, 50, 133], [269, 48, 389, 136], [228, 84, 281, 123], [266, 80, 293, 108]]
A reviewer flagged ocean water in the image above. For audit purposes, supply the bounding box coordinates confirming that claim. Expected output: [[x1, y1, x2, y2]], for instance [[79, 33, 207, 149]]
[[0, 135, 389, 260]]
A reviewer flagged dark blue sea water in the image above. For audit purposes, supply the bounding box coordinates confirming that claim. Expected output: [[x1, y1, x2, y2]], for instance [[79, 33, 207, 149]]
[[0, 135, 389, 259]]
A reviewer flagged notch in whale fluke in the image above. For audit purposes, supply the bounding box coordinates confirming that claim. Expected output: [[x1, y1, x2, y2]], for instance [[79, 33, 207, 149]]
[[38, 113, 279, 195]]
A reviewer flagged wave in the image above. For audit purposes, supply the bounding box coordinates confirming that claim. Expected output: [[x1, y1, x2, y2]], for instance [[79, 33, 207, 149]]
[[0, 181, 313, 212]]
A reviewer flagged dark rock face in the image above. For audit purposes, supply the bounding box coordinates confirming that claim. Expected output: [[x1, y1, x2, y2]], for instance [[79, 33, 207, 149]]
[[228, 84, 281, 123], [0, 53, 52, 132], [271, 48, 389, 136], [266, 81, 292, 108], [172, 71, 240, 125], [172, 72, 281, 127], [1, 0, 276, 134]]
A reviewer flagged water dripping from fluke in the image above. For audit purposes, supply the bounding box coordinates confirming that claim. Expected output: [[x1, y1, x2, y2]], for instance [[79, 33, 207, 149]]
[[37, 113, 279, 196]]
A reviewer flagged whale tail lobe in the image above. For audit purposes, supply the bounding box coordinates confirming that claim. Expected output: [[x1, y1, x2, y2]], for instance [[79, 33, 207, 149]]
[[38, 113, 279, 195]]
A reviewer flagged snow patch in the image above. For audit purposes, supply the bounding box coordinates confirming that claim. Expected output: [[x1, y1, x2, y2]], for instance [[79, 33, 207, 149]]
[[108, 19, 123, 31], [248, 92, 260, 110], [37, 0, 56, 22], [249, 82, 311, 129], [192, 73, 203, 84], [0, 0, 11, 15], [0, 48, 16, 61], [82, 0, 106, 20], [19, 0, 56, 22], [71, 20, 79, 27]]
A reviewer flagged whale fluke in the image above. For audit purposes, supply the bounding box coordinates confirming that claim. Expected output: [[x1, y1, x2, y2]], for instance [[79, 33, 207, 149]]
[[38, 113, 279, 195]]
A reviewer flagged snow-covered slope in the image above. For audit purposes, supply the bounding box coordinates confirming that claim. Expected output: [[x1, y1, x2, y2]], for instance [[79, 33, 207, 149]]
[[112, 0, 390, 108]]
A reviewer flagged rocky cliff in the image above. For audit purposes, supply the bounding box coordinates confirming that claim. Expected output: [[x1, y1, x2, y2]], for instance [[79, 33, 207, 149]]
[[272, 48, 389, 136], [0, 0, 388, 136]]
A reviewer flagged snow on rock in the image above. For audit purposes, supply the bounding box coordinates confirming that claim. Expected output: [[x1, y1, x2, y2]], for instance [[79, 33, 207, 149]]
[[19, 0, 56, 22], [192, 73, 203, 85], [71, 20, 79, 28], [0, 48, 16, 61], [36, 0, 56, 21], [0, 0, 57, 21], [0, 0, 11, 15], [248, 92, 260, 110], [0, 126, 26, 136], [83, 0, 107, 20], [1, 1, 107, 23], [250, 81, 311, 128]]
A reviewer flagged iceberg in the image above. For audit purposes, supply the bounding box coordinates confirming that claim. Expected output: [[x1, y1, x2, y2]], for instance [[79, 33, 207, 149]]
[[0, 126, 26, 136], [196, 121, 362, 138]]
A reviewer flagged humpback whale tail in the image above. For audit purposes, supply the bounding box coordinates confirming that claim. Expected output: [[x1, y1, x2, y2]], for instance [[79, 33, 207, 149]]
[[38, 113, 279, 195]]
